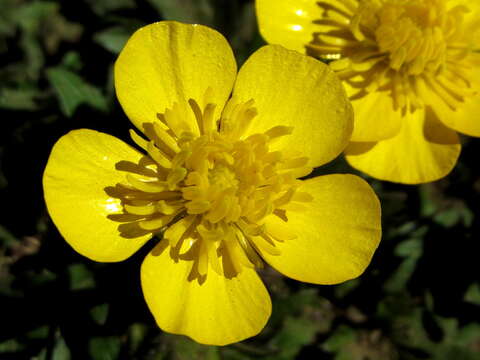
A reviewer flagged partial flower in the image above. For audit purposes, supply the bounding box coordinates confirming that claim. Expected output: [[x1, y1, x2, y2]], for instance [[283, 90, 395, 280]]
[[43, 21, 381, 345], [256, 0, 480, 184]]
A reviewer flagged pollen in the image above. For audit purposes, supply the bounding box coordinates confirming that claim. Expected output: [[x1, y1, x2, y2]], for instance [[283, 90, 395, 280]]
[[308, 0, 478, 112], [110, 91, 313, 280]]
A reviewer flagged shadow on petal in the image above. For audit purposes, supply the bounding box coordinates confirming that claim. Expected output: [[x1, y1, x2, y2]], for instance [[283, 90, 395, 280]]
[[423, 107, 460, 145]]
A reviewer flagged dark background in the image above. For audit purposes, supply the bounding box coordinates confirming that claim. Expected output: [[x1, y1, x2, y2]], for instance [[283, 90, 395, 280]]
[[1, 0, 480, 359]]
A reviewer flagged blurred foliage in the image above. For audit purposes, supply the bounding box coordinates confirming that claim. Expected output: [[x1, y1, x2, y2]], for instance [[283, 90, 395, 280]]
[[1, 0, 479, 359]]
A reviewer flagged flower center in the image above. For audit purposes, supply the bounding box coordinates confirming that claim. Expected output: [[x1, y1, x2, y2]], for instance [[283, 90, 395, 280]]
[[308, 0, 477, 111], [108, 93, 313, 281], [373, 0, 448, 75]]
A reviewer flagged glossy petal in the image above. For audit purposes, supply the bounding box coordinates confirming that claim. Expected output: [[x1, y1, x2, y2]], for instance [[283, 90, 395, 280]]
[[141, 241, 272, 345], [345, 108, 461, 184], [115, 21, 237, 135], [260, 174, 381, 285], [256, 0, 322, 53], [43, 129, 152, 262], [344, 86, 403, 142], [232, 45, 353, 167], [429, 57, 480, 137]]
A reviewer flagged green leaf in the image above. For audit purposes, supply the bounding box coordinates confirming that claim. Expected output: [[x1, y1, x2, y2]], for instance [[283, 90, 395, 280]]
[[464, 283, 480, 306], [26, 326, 49, 340], [433, 206, 473, 228], [335, 278, 360, 298], [322, 325, 356, 353], [384, 257, 419, 293], [455, 323, 480, 346], [94, 27, 131, 54], [128, 323, 148, 353], [0, 224, 16, 246], [68, 263, 95, 291], [265, 316, 318, 360], [0, 88, 39, 110], [85, 0, 136, 15], [394, 236, 424, 258], [90, 303, 109, 326], [435, 316, 459, 343], [89, 337, 121, 360], [168, 335, 219, 360], [0, 338, 24, 353], [147, 0, 215, 25], [384, 237, 423, 293], [52, 337, 71, 360], [46, 67, 108, 116], [61, 51, 83, 71]]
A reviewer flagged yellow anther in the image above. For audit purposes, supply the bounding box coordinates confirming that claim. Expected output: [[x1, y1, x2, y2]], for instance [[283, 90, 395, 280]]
[[124, 203, 157, 216], [138, 215, 172, 231], [126, 174, 168, 193], [186, 200, 211, 214], [147, 141, 171, 169], [167, 167, 187, 190], [264, 126, 294, 140]]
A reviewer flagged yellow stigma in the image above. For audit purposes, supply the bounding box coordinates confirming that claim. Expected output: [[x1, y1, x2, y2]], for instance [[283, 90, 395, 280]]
[[108, 91, 313, 281], [308, 0, 477, 111]]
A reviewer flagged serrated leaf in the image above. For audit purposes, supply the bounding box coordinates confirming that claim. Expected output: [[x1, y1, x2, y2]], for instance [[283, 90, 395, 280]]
[[46, 67, 108, 116]]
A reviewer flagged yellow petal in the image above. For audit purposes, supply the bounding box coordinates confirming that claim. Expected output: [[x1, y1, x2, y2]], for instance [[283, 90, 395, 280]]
[[428, 58, 480, 137], [449, 1, 480, 28], [115, 21, 237, 136], [431, 95, 480, 138], [345, 108, 461, 184], [260, 174, 381, 285], [141, 241, 271, 345], [343, 85, 403, 142], [448, 1, 480, 50], [256, 0, 322, 53], [43, 129, 152, 262], [233, 44, 353, 167]]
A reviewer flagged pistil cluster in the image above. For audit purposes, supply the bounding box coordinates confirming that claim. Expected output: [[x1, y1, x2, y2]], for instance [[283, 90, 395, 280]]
[[109, 93, 313, 280], [308, 0, 477, 111]]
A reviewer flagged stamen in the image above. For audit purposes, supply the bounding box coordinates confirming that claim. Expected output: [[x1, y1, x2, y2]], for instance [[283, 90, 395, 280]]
[[109, 90, 319, 277], [309, 0, 476, 111]]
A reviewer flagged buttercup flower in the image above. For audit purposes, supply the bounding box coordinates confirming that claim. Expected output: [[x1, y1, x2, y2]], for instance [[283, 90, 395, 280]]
[[43, 21, 381, 345], [256, 0, 480, 184]]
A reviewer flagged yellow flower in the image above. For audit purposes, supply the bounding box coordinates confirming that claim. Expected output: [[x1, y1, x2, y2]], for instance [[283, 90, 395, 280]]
[[43, 21, 381, 345], [256, 0, 480, 184]]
